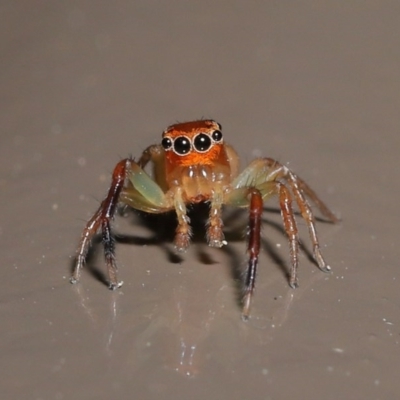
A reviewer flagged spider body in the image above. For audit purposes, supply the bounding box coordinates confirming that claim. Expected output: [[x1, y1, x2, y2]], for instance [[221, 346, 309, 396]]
[[71, 119, 337, 319]]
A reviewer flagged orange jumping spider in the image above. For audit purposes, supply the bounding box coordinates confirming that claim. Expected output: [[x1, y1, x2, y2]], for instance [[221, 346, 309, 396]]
[[71, 120, 337, 319]]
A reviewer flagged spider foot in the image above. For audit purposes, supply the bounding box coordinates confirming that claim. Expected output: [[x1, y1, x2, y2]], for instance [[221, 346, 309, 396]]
[[70, 257, 85, 285], [174, 232, 191, 252], [320, 264, 331, 273], [288, 264, 299, 289], [207, 225, 226, 248], [289, 280, 299, 289], [69, 276, 79, 285], [174, 246, 187, 254], [208, 239, 228, 248], [241, 290, 253, 321], [314, 246, 332, 273], [108, 281, 124, 290]]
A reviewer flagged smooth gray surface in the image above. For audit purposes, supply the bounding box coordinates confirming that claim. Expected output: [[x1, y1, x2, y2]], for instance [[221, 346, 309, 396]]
[[1, 2, 399, 399]]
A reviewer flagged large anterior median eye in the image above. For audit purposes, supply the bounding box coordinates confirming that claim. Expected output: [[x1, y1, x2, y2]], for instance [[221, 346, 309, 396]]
[[193, 133, 212, 152], [174, 136, 191, 155]]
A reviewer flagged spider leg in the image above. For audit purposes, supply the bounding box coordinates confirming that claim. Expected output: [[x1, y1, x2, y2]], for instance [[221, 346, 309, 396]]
[[207, 189, 225, 247], [240, 158, 337, 222], [102, 218, 120, 289], [228, 156, 336, 317], [71, 158, 131, 289], [72, 207, 103, 283], [278, 183, 300, 288], [296, 176, 339, 223], [237, 157, 335, 273], [287, 171, 331, 273], [173, 187, 192, 252], [242, 188, 263, 320]]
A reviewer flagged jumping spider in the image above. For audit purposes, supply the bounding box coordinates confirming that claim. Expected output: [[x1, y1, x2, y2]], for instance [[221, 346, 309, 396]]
[[71, 119, 337, 319]]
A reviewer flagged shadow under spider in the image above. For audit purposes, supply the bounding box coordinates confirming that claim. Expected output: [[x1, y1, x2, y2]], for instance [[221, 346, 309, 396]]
[[70, 203, 334, 300]]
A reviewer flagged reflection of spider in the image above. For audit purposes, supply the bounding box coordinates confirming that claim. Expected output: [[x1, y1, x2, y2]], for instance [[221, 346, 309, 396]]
[[71, 120, 338, 319]]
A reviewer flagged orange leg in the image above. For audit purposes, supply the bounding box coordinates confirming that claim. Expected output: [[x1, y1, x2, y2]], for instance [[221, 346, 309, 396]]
[[71, 159, 130, 288]]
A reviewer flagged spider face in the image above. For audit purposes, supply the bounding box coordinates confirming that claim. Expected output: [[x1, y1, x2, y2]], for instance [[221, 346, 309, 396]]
[[161, 120, 223, 166], [71, 119, 337, 320]]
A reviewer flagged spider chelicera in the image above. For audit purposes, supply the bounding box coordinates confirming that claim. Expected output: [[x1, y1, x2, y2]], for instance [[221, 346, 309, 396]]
[[71, 119, 337, 319]]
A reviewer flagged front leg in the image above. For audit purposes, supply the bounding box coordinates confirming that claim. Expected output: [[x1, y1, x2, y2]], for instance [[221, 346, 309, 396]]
[[71, 158, 131, 289], [207, 189, 226, 248], [172, 188, 192, 252]]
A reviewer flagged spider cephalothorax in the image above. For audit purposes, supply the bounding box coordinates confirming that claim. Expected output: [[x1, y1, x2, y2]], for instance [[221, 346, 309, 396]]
[[71, 119, 337, 319]]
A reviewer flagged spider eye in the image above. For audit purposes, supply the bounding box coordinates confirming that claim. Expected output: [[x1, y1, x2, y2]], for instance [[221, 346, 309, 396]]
[[174, 136, 191, 155], [161, 137, 173, 150], [212, 130, 223, 142], [193, 133, 212, 152]]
